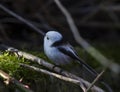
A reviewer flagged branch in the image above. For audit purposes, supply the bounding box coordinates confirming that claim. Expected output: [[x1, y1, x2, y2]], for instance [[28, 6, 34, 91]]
[[86, 70, 105, 92], [0, 43, 105, 92], [54, 0, 120, 74], [0, 69, 33, 92], [0, 4, 45, 36], [20, 63, 86, 91]]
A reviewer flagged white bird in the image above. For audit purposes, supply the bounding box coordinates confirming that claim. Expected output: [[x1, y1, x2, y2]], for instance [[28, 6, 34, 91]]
[[44, 31, 97, 76], [43, 31, 112, 92]]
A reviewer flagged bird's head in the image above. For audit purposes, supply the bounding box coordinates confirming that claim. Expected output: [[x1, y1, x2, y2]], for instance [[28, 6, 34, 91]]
[[44, 31, 63, 46]]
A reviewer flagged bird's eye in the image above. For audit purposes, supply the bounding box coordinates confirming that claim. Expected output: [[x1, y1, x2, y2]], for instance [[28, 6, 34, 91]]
[[46, 36, 49, 40]]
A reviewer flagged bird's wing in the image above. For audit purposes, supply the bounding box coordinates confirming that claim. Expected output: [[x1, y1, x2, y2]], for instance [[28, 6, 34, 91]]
[[58, 43, 80, 60], [57, 43, 98, 77]]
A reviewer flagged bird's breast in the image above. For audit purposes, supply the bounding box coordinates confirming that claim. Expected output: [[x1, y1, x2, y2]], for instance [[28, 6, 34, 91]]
[[44, 46, 71, 65]]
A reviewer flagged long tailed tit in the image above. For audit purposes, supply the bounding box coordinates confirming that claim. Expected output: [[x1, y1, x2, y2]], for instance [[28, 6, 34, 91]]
[[44, 31, 97, 76], [43, 31, 112, 91]]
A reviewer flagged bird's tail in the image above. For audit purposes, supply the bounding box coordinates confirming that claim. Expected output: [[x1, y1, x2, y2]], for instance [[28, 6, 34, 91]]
[[76, 58, 112, 92], [101, 81, 113, 92]]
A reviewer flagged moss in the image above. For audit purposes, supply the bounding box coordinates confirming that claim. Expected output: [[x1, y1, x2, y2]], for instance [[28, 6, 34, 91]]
[[0, 42, 120, 92], [0, 52, 23, 77], [0, 51, 81, 92]]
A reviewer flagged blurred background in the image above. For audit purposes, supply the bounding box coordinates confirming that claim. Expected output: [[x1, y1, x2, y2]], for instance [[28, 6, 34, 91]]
[[0, 0, 120, 92]]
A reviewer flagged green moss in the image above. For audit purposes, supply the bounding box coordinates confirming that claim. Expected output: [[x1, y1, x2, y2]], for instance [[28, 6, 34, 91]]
[[0, 42, 119, 92], [0, 52, 23, 76], [0, 51, 42, 79], [0, 51, 84, 92]]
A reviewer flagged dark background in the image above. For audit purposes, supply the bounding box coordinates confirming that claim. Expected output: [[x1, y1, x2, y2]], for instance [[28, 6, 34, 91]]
[[0, 0, 120, 50], [0, 0, 120, 92]]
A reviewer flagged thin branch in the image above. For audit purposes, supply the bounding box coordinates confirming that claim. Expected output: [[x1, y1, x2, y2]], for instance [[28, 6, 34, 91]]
[[0, 69, 33, 92], [20, 63, 86, 91], [86, 70, 105, 92], [54, 0, 120, 74], [0, 4, 45, 36], [0, 17, 51, 30], [0, 43, 105, 92]]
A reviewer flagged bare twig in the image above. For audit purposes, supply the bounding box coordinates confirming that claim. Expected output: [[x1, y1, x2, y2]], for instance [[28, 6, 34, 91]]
[[86, 70, 105, 92], [0, 43, 105, 92], [20, 63, 86, 90], [0, 4, 45, 36], [0, 69, 33, 92], [54, 0, 120, 74]]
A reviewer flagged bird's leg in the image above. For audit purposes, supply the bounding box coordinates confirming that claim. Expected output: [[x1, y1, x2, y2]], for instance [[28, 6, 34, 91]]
[[52, 64, 64, 74]]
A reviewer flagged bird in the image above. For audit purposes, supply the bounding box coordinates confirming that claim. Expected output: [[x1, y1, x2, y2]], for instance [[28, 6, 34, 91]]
[[43, 31, 112, 92], [44, 31, 97, 76]]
